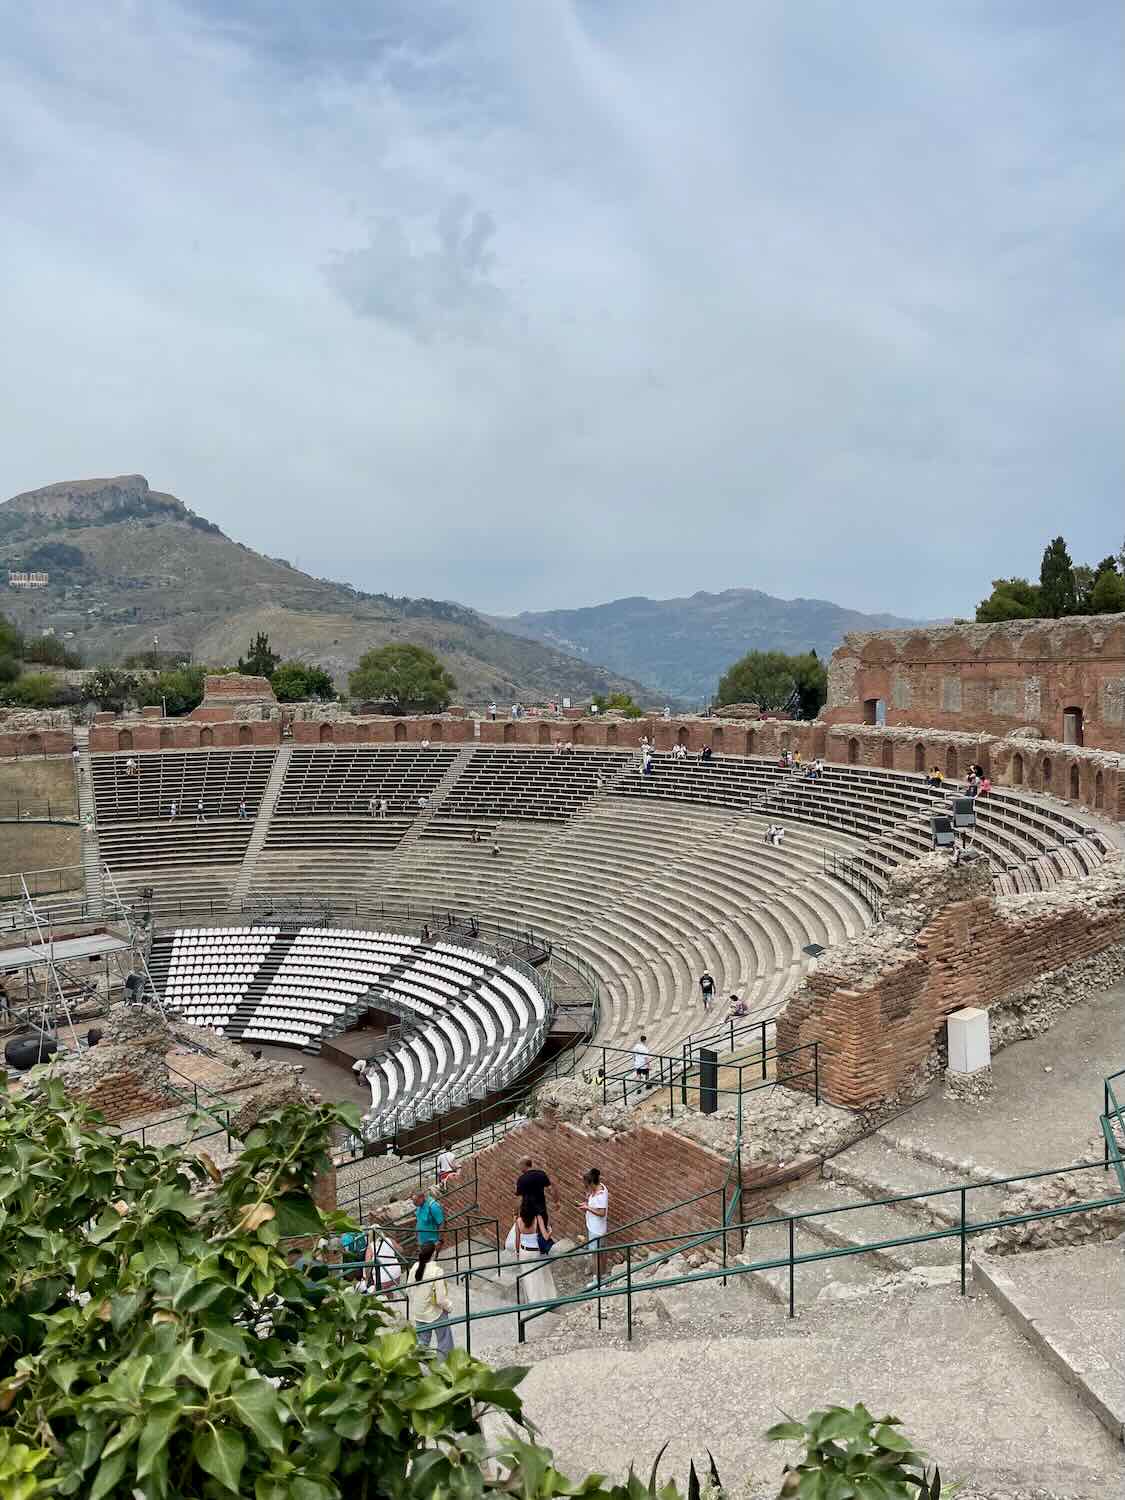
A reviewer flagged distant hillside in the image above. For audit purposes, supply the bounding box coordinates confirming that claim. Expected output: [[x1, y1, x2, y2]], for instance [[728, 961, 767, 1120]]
[[0, 476, 647, 704], [497, 589, 921, 703]]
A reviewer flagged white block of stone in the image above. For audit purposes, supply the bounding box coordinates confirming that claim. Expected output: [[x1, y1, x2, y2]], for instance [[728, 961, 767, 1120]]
[[947, 1006, 991, 1074]]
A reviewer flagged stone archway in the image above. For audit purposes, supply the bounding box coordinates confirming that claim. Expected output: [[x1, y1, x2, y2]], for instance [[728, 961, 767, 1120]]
[[430, 721, 443, 742], [238, 725, 252, 745], [1095, 769, 1104, 810], [945, 745, 958, 779], [200, 727, 214, 748], [1069, 763, 1080, 800], [573, 723, 585, 746], [677, 726, 690, 747], [318, 723, 332, 744], [537, 723, 551, 745], [159, 727, 173, 749], [914, 743, 925, 773], [503, 722, 516, 743], [746, 730, 756, 756], [1012, 753, 1024, 787], [1041, 757, 1052, 792], [605, 724, 618, 747], [847, 738, 860, 765], [394, 721, 407, 742], [881, 741, 894, 769], [712, 726, 724, 753], [118, 730, 133, 752], [779, 731, 790, 752]]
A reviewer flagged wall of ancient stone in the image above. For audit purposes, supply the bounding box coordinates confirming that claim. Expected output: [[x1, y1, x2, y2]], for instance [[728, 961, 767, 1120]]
[[824, 614, 1125, 752], [776, 856, 1125, 1109]]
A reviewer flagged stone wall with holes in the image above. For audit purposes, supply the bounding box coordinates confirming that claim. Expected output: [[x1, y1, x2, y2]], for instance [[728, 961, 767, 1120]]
[[288, 716, 474, 745], [777, 854, 1125, 1108], [823, 613, 1125, 752], [88, 719, 282, 752]]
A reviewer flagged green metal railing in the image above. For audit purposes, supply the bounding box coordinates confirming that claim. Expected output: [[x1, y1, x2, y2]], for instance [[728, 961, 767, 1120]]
[[1102, 1068, 1125, 1191], [311, 1156, 1125, 1353]]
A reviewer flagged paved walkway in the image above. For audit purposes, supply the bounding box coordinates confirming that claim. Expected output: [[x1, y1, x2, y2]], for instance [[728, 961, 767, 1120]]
[[503, 1286, 1124, 1496], [880, 982, 1124, 1177]]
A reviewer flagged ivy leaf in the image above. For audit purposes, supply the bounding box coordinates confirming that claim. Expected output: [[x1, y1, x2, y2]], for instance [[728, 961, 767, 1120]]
[[88, 1447, 129, 1500], [238, 1203, 276, 1234], [194, 1425, 246, 1494], [873, 1426, 915, 1454], [767, 1422, 807, 1442], [137, 1403, 180, 1478], [228, 1378, 287, 1454]]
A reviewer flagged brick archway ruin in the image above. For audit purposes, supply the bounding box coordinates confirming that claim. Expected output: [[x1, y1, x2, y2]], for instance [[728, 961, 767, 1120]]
[[914, 742, 925, 773], [847, 738, 860, 765]]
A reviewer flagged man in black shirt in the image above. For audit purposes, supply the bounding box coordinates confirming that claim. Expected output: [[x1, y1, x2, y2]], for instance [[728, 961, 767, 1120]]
[[515, 1156, 558, 1226]]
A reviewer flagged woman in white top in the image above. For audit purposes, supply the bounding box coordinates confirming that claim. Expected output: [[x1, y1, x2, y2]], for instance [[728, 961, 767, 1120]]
[[363, 1233, 401, 1295], [512, 1202, 556, 1310], [402, 1243, 453, 1355], [578, 1168, 609, 1250]]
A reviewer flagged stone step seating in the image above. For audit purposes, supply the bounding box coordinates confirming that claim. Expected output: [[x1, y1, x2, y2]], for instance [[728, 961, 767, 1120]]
[[263, 746, 460, 856], [91, 749, 277, 903], [427, 747, 632, 826], [614, 753, 788, 812], [384, 799, 869, 1053]]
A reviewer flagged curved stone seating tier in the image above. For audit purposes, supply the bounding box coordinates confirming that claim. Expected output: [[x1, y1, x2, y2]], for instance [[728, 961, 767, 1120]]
[[272, 745, 459, 817], [148, 924, 550, 1139], [103, 747, 1112, 1068], [92, 749, 276, 823]]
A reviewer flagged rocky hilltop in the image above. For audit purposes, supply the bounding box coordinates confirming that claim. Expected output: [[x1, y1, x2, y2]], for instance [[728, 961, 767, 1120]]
[[0, 476, 646, 703]]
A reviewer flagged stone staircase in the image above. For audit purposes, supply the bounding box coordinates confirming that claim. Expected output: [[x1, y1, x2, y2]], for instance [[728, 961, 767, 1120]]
[[74, 733, 105, 917], [368, 746, 476, 898], [230, 746, 292, 904]]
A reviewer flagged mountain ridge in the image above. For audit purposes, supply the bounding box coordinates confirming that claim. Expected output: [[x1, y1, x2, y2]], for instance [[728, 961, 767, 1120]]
[[0, 475, 648, 704], [495, 588, 921, 702]]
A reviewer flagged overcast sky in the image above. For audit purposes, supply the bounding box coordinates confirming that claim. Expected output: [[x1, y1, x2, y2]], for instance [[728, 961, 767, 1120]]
[[2, 1, 1121, 618]]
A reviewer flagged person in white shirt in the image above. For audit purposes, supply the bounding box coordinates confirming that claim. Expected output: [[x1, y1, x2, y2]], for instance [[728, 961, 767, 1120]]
[[633, 1034, 650, 1083], [363, 1233, 402, 1294], [578, 1168, 609, 1250], [436, 1144, 459, 1191]]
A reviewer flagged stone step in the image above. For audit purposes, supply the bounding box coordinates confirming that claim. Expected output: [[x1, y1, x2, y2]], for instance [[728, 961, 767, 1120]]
[[823, 1136, 1006, 1231], [769, 1176, 961, 1270]]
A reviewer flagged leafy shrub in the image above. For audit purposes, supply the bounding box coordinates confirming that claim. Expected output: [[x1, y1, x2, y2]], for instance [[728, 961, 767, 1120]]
[[767, 1403, 942, 1499], [4, 672, 63, 707]]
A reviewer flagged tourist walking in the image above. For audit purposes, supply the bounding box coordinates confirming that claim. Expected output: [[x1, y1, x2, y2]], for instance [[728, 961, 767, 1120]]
[[168, 801, 177, 821], [512, 1202, 557, 1310], [578, 1168, 609, 1250], [633, 1033, 650, 1085], [363, 1231, 402, 1295], [379, 797, 388, 818], [699, 971, 715, 1011], [238, 798, 248, 820], [515, 1155, 558, 1227], [412, 1190, 444, 1250], [436, 1142, 459, 1191], [402, 1243, 454, 1354], [195, 799, 206, 824]]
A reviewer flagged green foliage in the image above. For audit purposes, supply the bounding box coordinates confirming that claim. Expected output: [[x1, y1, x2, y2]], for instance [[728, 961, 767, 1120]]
[[271, 661, 336, 703], [789, 650, 827, 719], [0, 1081, 704, 1500], [0, 657, 20, 686], [22, 636, 81, 669], [593, 692, 645, 719], [0, 614, 23, 660], [767, 1403, 942, 1500], [349, 644, 456, 714], [717, 651, 798, 713], [4, 673, 63, 708], [137, 665, 207, 717], [81, 668, 140, 713], [238, 632, 279, 680], [23, 541, 86, 573], [1038, 536, 1077, 618], [1090, 566, 1125, 615], [974, 577, 1041, 623]]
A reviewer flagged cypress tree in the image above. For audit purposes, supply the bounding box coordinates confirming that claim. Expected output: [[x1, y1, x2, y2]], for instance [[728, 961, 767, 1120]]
[[1038, 536, 1077, 618]]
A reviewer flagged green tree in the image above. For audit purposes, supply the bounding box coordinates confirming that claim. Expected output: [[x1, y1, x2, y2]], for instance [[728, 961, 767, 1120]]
[[138, 665, 207, 716], [716, 650, 798, 711], [238, 631, 279, 679], [22, 635, 81, 668], [790, 650, 827, 719], [0, 657, 19, 686], [0, 613, 23, 660], [1090, 566, 1125, 614], [592, 691, 645, 718], [82, 667, 140, 712], [5, 672, 62, 707], [349, 644, 456, 714], [271, 660, 336, 702], [975, 577, 1041, 623], [1039, 536, 1077, 618]]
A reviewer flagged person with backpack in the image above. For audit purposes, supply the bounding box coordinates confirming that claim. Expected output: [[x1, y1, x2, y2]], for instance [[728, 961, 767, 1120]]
[[412, 1190, 444, 1251], [402, 1243, 454, 1354], [340, 1226, 368, 1284], [699, 971, 715, 1011]]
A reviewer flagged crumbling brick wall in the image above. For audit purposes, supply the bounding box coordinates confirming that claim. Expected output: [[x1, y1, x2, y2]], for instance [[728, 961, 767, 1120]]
[[823, 614, 1125, 752], [777, 856, 1125, 1107]]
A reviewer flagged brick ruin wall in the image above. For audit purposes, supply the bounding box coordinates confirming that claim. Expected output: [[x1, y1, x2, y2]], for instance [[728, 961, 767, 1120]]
[[823, 613, 1125, 753], [776, 855, 1125, 1108]]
